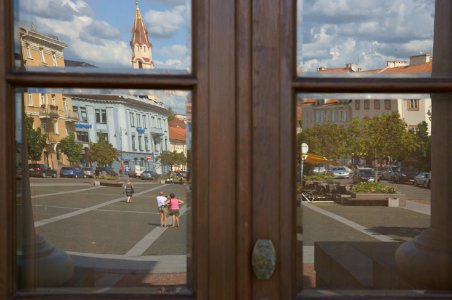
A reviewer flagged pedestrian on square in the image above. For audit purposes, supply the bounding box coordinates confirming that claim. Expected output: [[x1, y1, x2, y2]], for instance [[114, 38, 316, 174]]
[[156, 191, 168, 227], [165, 193, 184, 227], [124, 179, 134, 203]]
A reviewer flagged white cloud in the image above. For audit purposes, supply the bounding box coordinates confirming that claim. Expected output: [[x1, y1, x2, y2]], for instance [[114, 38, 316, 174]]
[[155, 44, 190, 70], [37, 16, 130, 67], [298, 0, 435, 73], [144, 5, 188, 37]]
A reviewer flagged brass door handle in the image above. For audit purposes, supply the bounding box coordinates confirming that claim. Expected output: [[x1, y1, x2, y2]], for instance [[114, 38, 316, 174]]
[[252, 239, 276, 280]]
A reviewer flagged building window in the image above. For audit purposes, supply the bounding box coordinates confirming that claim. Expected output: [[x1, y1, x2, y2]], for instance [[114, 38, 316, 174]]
[[39, 48, 46, 63], [132, 135, 137, 151], [137, 114, 141, 127], [39, 93, 46, 106], [138, 136, 143, 151], [41, 120, 47, 133], [80, 107, 88, 122], [62, 98, 67, 113], [52, 53, 57, 66], [28, 93, 33, 106], [364, 100, 370, 110], [408, 99, 419, 111], [158, 118, 162, 128], [143, 115, 147, 128], [374, 100, 380, 110], [25, 44, 32, 58], [51, 94, 56, 105], [95, 109, 107, 124], [145, 136, 149, 151], [151, 116, 155, 127], [384, 99, 391, 110], [130, 112, 135, 127], [355, 100, 360, 110], [76, 131, 89, 143]]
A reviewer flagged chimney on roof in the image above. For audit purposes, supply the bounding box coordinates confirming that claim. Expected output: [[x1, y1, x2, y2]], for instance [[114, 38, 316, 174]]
[[409, 54, 432, 66], [346, 63, 359, 72]]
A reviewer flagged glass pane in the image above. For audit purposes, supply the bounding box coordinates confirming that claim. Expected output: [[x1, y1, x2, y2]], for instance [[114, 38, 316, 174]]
[[16, 88, 193, 294], [14, 0, 192, 74], [297, 0, 434, 77], [296, 94, 435, 293]]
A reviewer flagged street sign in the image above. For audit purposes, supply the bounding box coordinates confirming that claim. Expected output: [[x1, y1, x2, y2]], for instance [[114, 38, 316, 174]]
[[147, 155, 152, 161]]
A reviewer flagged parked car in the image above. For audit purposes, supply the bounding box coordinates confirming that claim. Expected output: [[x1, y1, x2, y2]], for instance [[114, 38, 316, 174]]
[[352, 168, 376, 183], [414, 172, 431, 188], [140, 170, 158, 180], [312, 166, 327, 174], [82, 167, 95, 178], [28, 163, 57, 178], [381, 165, 398, 181], [328, 166, 350, 179], [60, 166, 86, 178], [393, 166, 418, 184], [129, 165, 144, 178], [95, 167, 118, 177]]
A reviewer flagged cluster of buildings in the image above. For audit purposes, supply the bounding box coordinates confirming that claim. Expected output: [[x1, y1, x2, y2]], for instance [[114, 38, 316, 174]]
[[19, 2, 189, 174], [298, 54, 433, 135]]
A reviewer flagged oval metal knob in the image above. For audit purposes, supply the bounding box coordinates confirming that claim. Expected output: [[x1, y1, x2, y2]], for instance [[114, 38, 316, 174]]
[[252, 239, 276, 280]]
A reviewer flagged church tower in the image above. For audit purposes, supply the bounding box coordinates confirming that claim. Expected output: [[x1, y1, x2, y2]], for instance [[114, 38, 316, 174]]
[[131, 0, 154, 69]]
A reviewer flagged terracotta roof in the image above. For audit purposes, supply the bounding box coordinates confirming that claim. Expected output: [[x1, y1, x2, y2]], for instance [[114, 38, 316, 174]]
[[131, 2, 152, 48], [366, 61, 432, 73], [317, 67, 350, 73], [169, 126, 186, 142], [169, 118, 186, 128]]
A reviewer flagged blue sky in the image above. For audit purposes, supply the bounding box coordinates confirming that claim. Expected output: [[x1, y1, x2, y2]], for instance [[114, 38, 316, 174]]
[[16, 0, 191, 71]]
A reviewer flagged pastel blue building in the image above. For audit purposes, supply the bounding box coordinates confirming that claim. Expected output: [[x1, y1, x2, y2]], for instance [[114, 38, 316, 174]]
[[69, 94, 170, 174]]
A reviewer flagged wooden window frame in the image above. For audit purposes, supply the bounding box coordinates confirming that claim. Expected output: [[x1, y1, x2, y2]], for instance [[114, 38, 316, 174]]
[[2, 0, 452, 299]]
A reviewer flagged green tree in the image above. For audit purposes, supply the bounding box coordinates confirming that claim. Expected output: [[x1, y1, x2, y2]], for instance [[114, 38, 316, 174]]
[[167, 107, 176, 122], [25, 116, 47, 162], [362, 112, 418, 164], [59, 132, 83, 165], [89, 133, 119, 166], [299, 122, 346, 160], [412, 121, 431, 171], [159, 150, 186, 171]]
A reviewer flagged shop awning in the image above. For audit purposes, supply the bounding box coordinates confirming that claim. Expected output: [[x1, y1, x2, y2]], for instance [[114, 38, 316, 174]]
[[304, 153, 334, 165]]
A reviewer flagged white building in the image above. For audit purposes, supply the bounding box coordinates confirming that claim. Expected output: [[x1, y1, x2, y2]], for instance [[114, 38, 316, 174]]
[[70, 94, 170, 174], [301, 54, 433, 134]]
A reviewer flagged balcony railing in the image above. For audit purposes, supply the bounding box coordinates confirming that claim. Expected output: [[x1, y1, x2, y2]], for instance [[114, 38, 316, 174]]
[[39, 105, 60, 119], [65, 111, 79, 120], [47, 132, 59, 143]]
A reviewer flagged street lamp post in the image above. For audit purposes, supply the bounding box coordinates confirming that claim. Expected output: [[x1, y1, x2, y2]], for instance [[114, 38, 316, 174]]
[[300, 143, 309, 203]]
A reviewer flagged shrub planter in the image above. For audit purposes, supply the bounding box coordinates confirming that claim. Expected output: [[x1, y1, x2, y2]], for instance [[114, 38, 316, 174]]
[[99, 180, 123, 187], [340, 192, 406, 207]]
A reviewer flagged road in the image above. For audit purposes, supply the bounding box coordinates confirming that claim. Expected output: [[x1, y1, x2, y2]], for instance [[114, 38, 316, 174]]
[[25, 176, 431, 288]]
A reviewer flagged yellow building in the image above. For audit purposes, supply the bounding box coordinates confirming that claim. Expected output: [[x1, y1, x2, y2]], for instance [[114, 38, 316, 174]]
[[19, 26, 79, 170]]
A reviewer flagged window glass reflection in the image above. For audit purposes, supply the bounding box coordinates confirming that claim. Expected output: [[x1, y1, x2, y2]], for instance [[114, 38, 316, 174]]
[[15, 0, 192, 74], [16, 88, 192, 294], [297, 94, 432, 291], [297, 0, 434, 77]]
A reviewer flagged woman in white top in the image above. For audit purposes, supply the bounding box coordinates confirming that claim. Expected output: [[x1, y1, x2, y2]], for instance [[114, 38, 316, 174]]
[[156, 191, 168, 227]]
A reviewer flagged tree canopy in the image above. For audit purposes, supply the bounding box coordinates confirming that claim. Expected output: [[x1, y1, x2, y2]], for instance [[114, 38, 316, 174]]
[[298, 112, 421, 167], [25, 116, 47, 162], [59, 132, 83, 164], [89, 133, 119, 166], [159, 150, 187, 171]]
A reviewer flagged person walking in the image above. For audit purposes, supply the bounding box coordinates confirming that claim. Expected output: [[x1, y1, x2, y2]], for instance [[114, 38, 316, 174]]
[[124, 179, 134, 203], [156, 191, 168, 227], [165, 193, 184, 227]]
